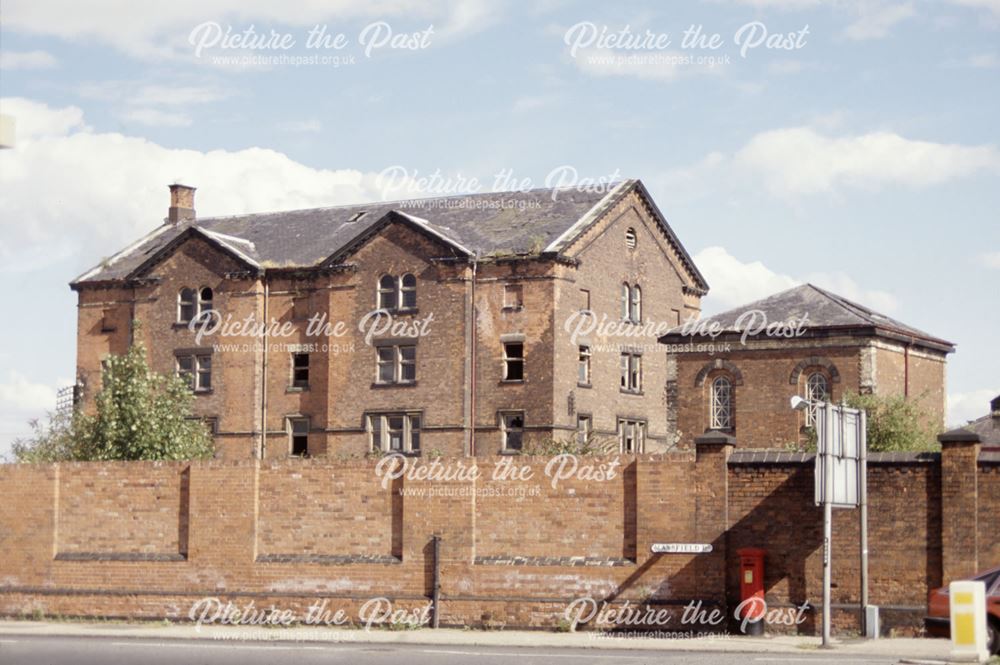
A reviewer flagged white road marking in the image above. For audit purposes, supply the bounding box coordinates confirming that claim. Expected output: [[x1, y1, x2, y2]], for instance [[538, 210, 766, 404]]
[[418, 649, 659, 659], [108, 641, 337, 651], [753, 659, 893, 663]]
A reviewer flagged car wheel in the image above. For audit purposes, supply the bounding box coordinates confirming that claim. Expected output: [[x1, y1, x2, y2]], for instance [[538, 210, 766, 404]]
[[989, 617, 1000, 656]]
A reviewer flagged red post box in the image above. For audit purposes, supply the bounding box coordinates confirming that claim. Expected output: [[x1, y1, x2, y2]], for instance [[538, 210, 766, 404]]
[[737, 547, 766, 636]]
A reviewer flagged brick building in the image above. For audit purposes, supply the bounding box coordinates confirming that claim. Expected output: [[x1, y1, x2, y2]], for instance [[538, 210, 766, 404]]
[[657, 284, 955, 448], [965, 394, 1000, 445], [71, 180, 709, 459]]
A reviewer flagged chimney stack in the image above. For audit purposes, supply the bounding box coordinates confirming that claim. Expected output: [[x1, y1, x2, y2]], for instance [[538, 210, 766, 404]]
[[991, 395, 999, 421], [167, 183, 196, 224]]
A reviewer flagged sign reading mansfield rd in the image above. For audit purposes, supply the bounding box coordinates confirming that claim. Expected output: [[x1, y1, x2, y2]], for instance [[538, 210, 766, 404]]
[[650, 543, 713, 554]]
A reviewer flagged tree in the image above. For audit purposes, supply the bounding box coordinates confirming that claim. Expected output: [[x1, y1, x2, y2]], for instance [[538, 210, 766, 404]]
[[842, 391, 937, 452], [13, 336, 214, 462]]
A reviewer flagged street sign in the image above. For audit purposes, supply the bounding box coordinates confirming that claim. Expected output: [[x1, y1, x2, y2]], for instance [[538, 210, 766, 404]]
[[808, 400, 869, 648], [650, 543, 713, 554], [814, 403, 865, 508]]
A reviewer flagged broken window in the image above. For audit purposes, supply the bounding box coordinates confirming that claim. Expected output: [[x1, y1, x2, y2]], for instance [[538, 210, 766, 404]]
[[288, 417, 309, 456], [292, 352, 309, 388], [501, 412, 524, 452], [577, 414, 592, 447], [618, 418, 645, 453], [503, 342, 524, 381], [503, 284, 524, 310], [620, 352, 641, 393], [578, 345, 591, 386]]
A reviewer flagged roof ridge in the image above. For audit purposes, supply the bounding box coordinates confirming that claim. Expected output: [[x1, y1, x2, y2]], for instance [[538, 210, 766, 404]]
[[804, 282, 879, 325], [193, 181, 630, 223], [697, 283, 809, 323]]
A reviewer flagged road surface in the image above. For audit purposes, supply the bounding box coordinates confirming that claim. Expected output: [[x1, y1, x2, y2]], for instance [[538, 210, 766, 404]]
[[0, 634, 910, 664]]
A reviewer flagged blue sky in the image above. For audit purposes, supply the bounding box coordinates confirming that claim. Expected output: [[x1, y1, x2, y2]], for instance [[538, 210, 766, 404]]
[[0, 0, 998, 458]]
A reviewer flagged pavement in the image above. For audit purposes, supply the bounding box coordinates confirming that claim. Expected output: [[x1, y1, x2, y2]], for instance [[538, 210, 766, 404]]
[[0, 620, 954, 662]]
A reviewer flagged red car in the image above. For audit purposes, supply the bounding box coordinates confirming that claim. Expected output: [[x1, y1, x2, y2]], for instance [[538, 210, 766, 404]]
[[926, 566, 1000, 655]]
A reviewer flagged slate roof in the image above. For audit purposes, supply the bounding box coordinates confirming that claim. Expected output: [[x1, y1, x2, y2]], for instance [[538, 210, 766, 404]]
[[658, 283, 954, 353], [964, 395, 1000, 445], [71, 179, 709, 292]]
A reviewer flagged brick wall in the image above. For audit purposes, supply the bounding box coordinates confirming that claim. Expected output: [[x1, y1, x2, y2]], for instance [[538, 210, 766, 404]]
[[727, 454, 944, 633], [2, 443, 995, 634], [980, 464, 1000, 566]]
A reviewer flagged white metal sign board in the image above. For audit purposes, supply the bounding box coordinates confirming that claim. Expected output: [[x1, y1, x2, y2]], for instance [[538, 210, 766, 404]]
[[814, 402, 865, 508], [650, 543, 713, 554]]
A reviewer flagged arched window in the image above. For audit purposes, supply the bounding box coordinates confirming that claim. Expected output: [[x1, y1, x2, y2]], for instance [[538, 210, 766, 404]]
[[710, 376, 733, 430], [178, 288, 196, 323], [625, 227, 637, 249], [378, 275, 397, 310], [630, 285, 642, 323], [805, 372, 830, 426], [198, 287, 214, 318], [621, 283, 630, 321], [400, 273, 417, 309]]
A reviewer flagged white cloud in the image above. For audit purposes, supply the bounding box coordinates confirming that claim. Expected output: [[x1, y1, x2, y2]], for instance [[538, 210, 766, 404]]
[[947, 388, 999, 427], [0, 370, 63, 461], [0, 49, 58, 70], [977, 251, 1000, 269], [0, 370, 58, 413], [119, 108, 193, 127], [0, 97, 421, 274], [736, 128, 1000, 196], [2, 0, 496, 59], [686, 127, 998, 197], [0, 97, 88, 140], [659, 126, 1000, 201], [694, 246, 898, 314], [843, 2, 915, 40], [693, 246, 799, 312]]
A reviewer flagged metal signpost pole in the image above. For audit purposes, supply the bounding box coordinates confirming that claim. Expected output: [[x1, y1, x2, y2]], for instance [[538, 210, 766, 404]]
[[821, 401, 834, 648], [859, 409, 869, 637]]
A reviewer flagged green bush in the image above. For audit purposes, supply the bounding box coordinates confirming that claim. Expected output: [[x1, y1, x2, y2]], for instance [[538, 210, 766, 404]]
[[842, 391, 937, 452], [14, 334, 214, 462]]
